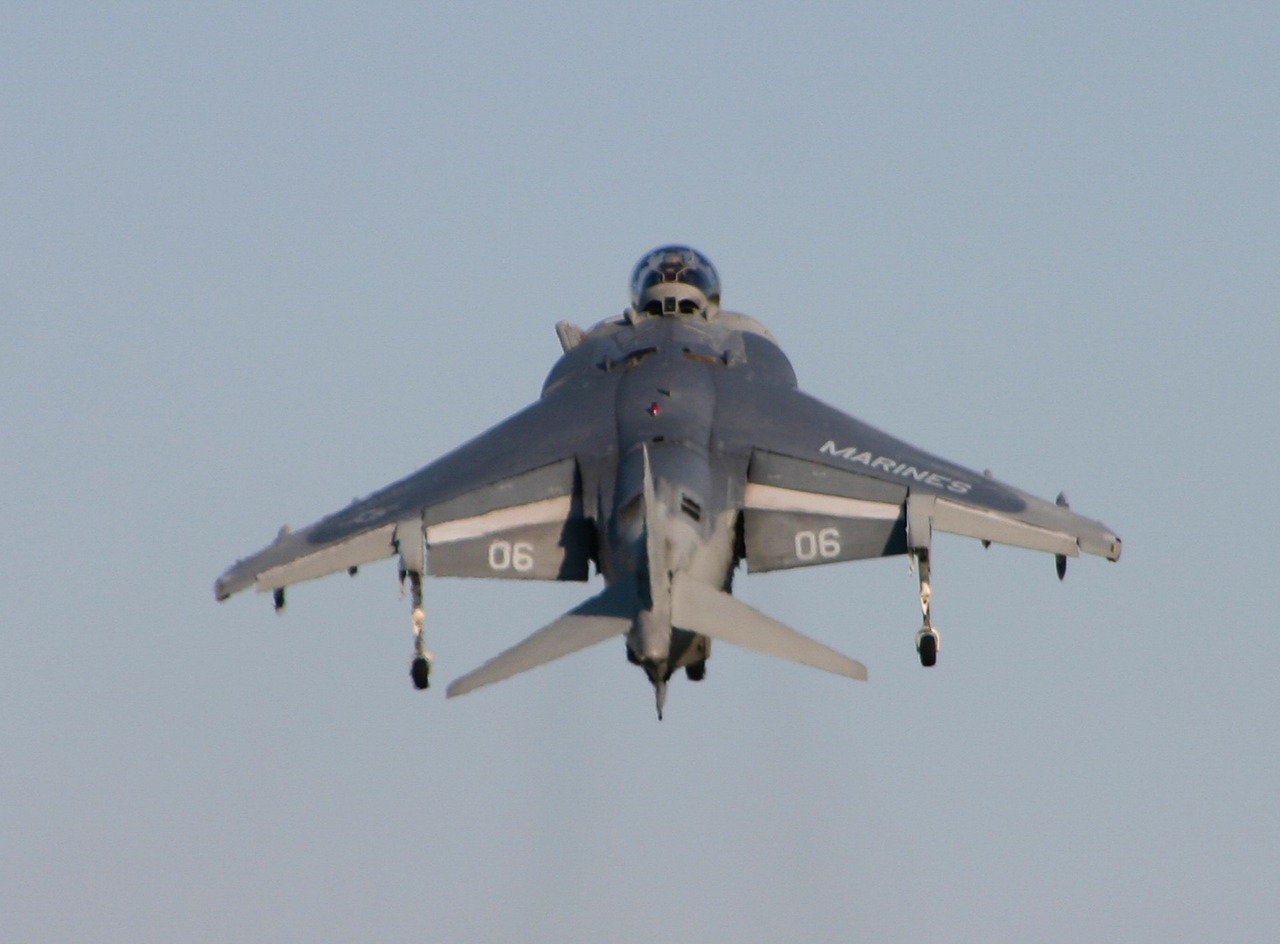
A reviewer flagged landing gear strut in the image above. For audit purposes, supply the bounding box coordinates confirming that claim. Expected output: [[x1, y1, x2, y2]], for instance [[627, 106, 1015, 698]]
[[913, 549, 940, 668], [405, 569, 432, 689]]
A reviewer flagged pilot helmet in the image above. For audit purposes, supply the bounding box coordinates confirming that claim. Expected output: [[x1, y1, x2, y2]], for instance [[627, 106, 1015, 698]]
[[629, 245, 721, 316]]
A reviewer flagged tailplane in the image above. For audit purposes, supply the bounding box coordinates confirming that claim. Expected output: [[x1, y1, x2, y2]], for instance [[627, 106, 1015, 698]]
[[446, 583, 634, 698], [670, 575, 867, 682]]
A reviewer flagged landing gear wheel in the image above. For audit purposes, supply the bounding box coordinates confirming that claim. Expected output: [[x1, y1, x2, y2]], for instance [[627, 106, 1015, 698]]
[[917, 631, 938, 668], [411, 656, 432, 690], [685, 660, 706, 682]]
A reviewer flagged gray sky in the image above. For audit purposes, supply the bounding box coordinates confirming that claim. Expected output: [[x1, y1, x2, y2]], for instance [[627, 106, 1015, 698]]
[[3, 3, 1277, 942]]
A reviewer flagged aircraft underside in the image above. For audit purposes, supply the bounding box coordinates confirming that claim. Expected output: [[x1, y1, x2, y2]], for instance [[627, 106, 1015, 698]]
[[215, 248, 1119, 717]]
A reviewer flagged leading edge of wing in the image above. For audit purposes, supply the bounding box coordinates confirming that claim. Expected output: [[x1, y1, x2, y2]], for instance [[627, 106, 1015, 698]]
[[213, 387, 613, 601], [716, 373, 1121, 562]]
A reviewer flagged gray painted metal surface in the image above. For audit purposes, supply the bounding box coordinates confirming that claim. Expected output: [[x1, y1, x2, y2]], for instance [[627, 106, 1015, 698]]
[[214, 248, 1121, 715]]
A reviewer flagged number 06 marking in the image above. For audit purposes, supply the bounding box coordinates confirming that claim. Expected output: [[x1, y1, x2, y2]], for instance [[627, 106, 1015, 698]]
[[794, 528, 841, 561], [488, 540, 535, 572]]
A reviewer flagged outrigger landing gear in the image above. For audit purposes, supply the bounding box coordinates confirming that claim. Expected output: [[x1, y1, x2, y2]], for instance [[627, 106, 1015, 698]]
[[411, 655, 431, 689], [912, 549, 940, 668], [405, 569, 432, 690], [916, 627, 939, 667]]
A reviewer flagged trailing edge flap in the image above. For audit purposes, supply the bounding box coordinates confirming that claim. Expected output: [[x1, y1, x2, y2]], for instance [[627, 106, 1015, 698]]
[[670, 575, 867, 682], [425, 458, 591, 581], [445, 583, 635, 699], [742, 451, 909, 573]]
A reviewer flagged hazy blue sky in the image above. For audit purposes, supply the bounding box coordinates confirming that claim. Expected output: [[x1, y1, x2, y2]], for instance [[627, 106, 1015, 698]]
[[3, 3, 1277, 942]]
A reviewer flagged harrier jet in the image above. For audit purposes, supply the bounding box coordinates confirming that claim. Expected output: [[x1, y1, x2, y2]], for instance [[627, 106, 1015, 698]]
[[215, 246, 1121, 716]]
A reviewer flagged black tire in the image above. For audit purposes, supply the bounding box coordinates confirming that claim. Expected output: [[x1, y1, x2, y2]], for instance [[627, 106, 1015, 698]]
[[918, 633, 938, 668], [410, 657, 431, 690], [685, 661, 706, 681]]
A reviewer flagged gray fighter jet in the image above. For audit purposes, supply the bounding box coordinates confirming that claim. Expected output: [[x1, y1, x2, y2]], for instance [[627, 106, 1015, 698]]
[[215, 246, 1121, 717]]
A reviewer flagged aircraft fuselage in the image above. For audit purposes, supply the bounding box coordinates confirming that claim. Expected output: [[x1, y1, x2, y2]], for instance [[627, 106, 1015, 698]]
[[592, 319, 753, 699], [214, 258, 1118, 717]]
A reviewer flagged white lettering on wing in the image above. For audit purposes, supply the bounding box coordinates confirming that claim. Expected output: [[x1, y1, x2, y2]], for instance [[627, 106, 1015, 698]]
[[820, 441, 973, 495]]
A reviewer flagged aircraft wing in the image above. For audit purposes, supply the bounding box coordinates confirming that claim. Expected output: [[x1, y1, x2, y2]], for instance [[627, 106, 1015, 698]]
[[713, 373, 1121, 573], [214, 386, 613, 602]]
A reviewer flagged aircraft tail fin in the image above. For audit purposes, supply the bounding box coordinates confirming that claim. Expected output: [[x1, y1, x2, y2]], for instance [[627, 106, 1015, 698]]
[[671, 575, 867, 682], [446, 583, 634, 699], [641, 444, 668, 610]]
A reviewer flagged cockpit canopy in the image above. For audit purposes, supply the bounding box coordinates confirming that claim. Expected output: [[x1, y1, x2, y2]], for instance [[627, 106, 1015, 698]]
[[629, 245, 721, 315]]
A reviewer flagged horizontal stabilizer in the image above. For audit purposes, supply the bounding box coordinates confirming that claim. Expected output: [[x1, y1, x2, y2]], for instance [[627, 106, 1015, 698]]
[[446, 584, 635, 699], [671, 576, 867, 682]]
